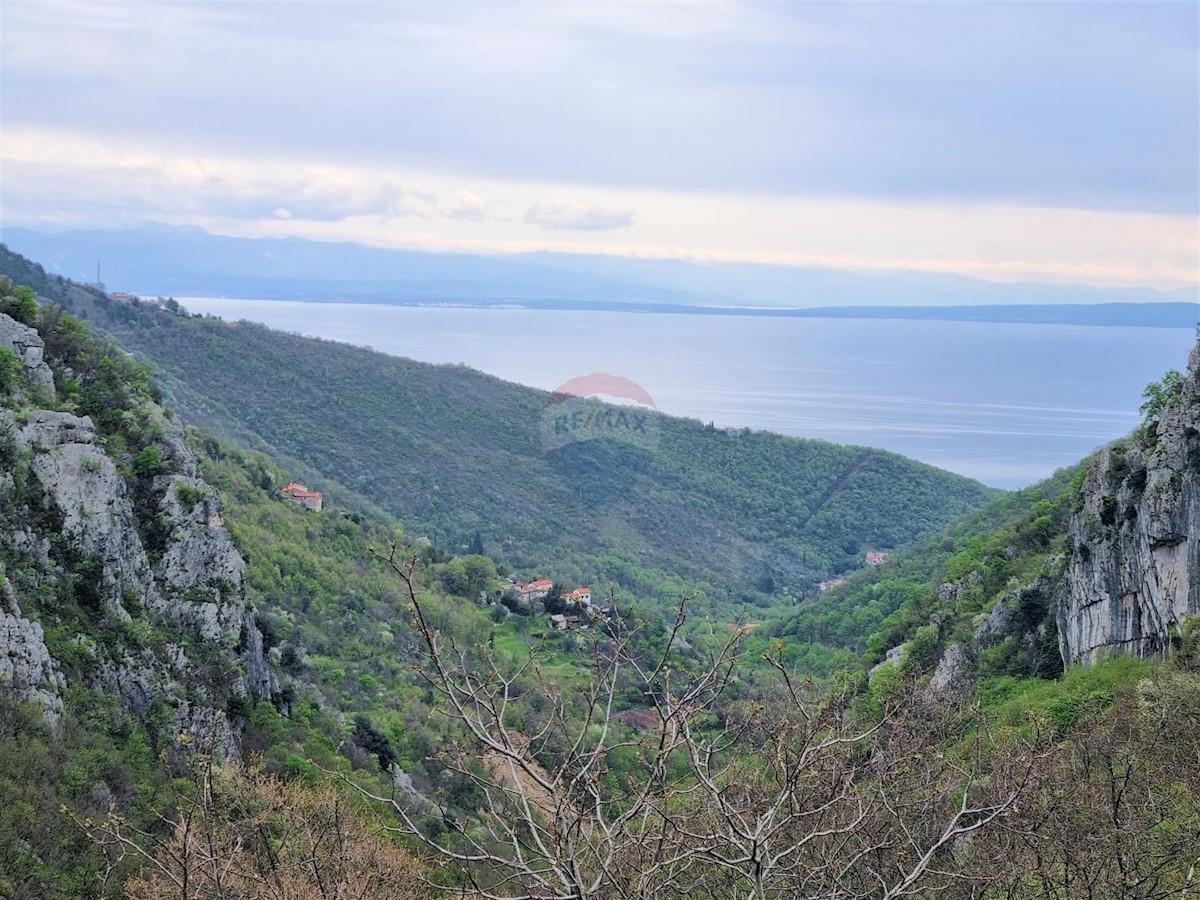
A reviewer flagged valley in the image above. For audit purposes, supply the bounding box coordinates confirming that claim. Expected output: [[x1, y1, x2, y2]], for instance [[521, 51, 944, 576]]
[[0, 253, 1197, 898]]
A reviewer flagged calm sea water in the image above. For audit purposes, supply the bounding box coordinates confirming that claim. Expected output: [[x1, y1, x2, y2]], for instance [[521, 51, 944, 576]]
[[178, 298, 1196, 489]]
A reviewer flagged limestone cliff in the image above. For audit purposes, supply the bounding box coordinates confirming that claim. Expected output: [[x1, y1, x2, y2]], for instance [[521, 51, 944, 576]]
[[1058, 342, 1200, 665], [0, 312, 55, 396], [0, 309, 279, 748]]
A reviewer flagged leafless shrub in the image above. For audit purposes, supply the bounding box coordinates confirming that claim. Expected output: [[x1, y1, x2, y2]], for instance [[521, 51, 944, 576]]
[[348, 545, 1036, 899]]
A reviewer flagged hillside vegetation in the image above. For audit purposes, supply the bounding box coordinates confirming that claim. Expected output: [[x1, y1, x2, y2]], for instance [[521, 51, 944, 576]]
[[776, 338, 1199, 701], [0, 244, 997, 615], [2, 264, 1198, 899], [773, 463, 1082, 676]]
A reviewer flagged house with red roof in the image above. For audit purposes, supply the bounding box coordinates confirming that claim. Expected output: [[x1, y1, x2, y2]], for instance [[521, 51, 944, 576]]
[[517, 579, 554, 602], [281, 481, 323, 512]]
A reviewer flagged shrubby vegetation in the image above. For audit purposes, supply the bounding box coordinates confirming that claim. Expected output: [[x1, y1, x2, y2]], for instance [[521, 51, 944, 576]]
[[333, 551, 1200, 898], [2, 255, 1197, 898], [772, 462, 1084, 678], [0, 244, 997, 618]]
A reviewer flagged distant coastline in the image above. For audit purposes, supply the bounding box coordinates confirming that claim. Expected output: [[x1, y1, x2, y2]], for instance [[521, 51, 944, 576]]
[[172, 295, 1200, 329]]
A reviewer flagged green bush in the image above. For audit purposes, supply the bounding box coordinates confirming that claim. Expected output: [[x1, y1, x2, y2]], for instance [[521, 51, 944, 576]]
[[131, 445, 164, 479], [176, 482, 208, 508], [0, 346, 20, 395], [0, 283, 38, 325]]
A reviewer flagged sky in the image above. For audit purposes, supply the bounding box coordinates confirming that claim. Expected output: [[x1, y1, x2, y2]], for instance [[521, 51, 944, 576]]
[[1, 1, 1198, 293]]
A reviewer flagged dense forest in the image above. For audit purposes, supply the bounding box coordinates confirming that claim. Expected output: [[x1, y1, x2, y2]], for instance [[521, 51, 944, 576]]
[[0, 244, 997, 617]]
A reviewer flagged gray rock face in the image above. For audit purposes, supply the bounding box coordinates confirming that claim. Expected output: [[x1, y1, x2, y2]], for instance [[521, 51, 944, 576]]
[[927, 643, 972, 695], [0, 581, 66, 719], [154, 477, 246, 642], [0, 313, 55, 395], [242, 610, 281, 704], [938, 572, 980, 605], [1059, 343, 1200, 665], [974, 598, 1013, 645], [0, 326, 280, 735], [18, 410, 154, 612]]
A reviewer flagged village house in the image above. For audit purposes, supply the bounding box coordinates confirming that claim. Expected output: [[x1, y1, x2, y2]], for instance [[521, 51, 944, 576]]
[[515, 579, 554, 603], [548, 614, 568, 631], [865, 550, 889, 566], [281, 481, 323, 512], [556, 587, 593, 608]]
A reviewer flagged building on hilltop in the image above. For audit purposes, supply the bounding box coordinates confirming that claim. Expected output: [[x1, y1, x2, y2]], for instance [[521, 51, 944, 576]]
[[281, 481, 323, 512]]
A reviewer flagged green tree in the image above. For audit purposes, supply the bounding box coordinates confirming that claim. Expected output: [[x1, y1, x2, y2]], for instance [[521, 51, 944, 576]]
[[462, 553, 499, 598], [0, 346, 21, 395], [0, 283, 38, 325], [131, 446, 164, 479], [1139, 369, 1184, 427]]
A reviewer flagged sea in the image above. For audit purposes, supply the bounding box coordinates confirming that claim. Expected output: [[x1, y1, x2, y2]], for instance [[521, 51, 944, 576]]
[[176, 298, 1197, 490]]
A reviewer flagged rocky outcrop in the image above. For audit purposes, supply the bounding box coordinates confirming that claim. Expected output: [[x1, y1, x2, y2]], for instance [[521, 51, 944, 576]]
[[0, 311, 280, 740], [0, 580, 66, 720], [17, 410, 154, 614], [242, 609, 281, 704], [0, 313, 54, 395], [1059, 342, 1200, 665], [927, 642, 971, 695], [154, 476, 246, 642], [974, 597, 1013, 645]]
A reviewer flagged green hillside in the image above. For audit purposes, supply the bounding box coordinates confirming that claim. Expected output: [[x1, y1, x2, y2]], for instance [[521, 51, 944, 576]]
[[0, 244, 997, 615], [3, 266, 1197, 899], [775, 340, 1196, 687], [772, 462, 1082, 676]]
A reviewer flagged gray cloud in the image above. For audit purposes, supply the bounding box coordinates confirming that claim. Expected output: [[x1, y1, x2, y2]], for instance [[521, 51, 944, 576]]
[[525, 201, 634, 231], [0, 2, 1195, 215], [0, 144, 496, 232]]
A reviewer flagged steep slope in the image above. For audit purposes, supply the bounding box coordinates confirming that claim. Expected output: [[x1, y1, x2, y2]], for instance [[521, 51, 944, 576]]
[[1058, 341, 1199, 663], [0, 244, 997, 614], [776, 337, 1200, 687], [0, 281, 286, 893], [2, 265, 1197, 900], [0, 299, 280, 736]]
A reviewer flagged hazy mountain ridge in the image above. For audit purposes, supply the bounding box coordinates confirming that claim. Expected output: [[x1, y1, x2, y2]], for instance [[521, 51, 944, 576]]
[[3, 224, 1191, 311]]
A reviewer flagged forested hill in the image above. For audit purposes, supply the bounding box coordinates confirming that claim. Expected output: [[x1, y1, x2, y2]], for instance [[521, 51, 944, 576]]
[[776, 336, 1199, 682], [0, 245, 997, 611]]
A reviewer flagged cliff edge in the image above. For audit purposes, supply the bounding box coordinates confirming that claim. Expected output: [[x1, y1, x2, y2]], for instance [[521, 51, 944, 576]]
[[1059, 341, 1199, 664]]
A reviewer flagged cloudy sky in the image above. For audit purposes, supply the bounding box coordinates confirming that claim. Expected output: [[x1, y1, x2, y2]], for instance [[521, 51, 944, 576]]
[[1, 1, 1197, 291]]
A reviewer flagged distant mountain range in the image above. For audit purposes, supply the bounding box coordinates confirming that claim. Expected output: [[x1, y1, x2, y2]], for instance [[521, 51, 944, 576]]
[[2, 225, 1195, 323]]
